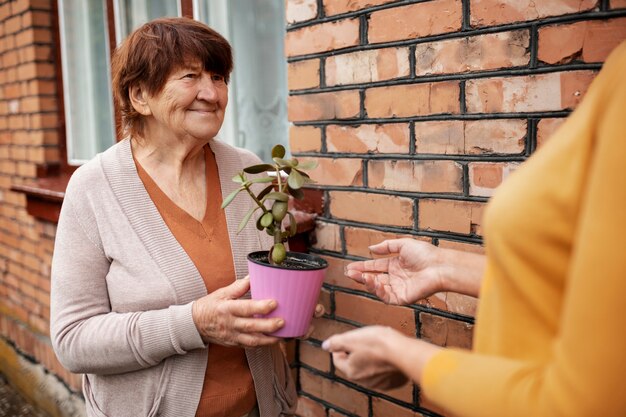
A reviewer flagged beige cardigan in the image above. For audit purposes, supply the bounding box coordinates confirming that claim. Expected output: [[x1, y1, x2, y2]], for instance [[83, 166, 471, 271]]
[[50, 138, 297, 417]]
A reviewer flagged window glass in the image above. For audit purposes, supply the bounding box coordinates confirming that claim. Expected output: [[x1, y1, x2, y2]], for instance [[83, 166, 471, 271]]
[[115, 0, 180, 41], [197, 0, 289, 162], [58, 0, 115, 164]]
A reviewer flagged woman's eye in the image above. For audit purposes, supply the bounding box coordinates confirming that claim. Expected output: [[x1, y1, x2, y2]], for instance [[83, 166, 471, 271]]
[[183, 73, 197, 79], [211, 74, 225, 82]]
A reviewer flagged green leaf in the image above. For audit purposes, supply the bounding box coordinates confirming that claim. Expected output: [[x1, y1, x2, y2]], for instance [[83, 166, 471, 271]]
[[257, 184, 275, 201], [260, 212, 274, 228], [221, 187, 244, 209], [296, 160, 318, 171], [288, 211, 297, 237], [287, 169, 305, 189], [243, 164, 275, 174], [294, 169, 310, 179], [288, 185, 304, 200], [272, 157, 293, 167], [271, 144, 286, 159], [291, 158, 299, 166], [263, 192, 289, 202], [232, 173, 245, 184], [237, 206, 260, 233], [249, 176, 275, 184], [279, 166, 292, 174]]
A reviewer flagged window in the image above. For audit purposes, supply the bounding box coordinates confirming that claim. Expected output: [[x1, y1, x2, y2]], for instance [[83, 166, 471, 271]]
[[57, 0, 288, 165]]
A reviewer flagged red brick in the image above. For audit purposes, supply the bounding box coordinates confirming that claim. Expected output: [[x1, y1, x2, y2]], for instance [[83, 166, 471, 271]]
[[415, 120, 526, 155], [335, 292, 416, 336], [419, 312, 474, 349], [321, 255, 360, 290], [329, 191, 414, 227], [468, 162, 520, 197], [419, 199, 485, 235], [286, 0, 318, 24], [318, 288, 331, 316], [5, 15, 21, 35], [613, 0, 626, 8], [288, 59, 320, 90], [465, 71, 597, 113], [285, 19, 360, 57], [305, 157, 363, 186], [22, 10, 52, 27], [343, 227, 425, 257], [365, 81, 460, 118], [326, 123, 409, 154], [325, 47, 410, 86], [288, 90, 360, 122], [300, 342, 331, 372], [296, 395, 326, 417], [368, 0, 462, 43], [311, 221, 342, 252], [324, 0, 396, 16], [289, 125, 321, 153], [372, 397, 425, 417], [368, 160, 463, 193], [429, 292, 478, 317], [415, 30, 529, 76], [309, 317, 357, 341], [539, 18, 626, 64], [437, 239, 484, 254], [536, 117, 567, 148], [471, 0, 598, 27], [301, 369, 369, 415]]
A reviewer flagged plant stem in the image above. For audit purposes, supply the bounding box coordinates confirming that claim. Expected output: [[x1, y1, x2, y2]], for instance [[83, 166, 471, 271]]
[[244, 184, 268, 213]]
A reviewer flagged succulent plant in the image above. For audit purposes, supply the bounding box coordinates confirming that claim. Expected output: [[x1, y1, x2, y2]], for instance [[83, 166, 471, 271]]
[[221, 144, 317, 265]]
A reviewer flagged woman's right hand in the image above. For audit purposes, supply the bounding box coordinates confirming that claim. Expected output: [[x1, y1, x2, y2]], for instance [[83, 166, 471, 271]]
[[191, 277, 283, 347], [345, 239, 446, 305]]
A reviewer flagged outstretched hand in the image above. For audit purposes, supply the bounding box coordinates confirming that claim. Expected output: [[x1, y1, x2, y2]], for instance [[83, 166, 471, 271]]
[[322, 326, 408, 390], [345, 238, 445, 305], [192, 277, 283, 347]]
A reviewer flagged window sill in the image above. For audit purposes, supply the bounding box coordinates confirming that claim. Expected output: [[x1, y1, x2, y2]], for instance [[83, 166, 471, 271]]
[[11, 174, 70, 223]]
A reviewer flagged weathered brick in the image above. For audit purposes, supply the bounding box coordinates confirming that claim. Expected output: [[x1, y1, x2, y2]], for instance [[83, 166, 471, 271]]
[[326, 47, 410, 86], [311, 221, 342, 252], [419, 199, 485, 235], [335, 291, 416, 336], [368, 0, 462, 43], [344, 227, 424, 258], [288, 90, 360, 122], [326, 123, 410, 154], [324, 0, 396, 16], [415, 30, 530, 76], [309, 317, 357, 341], [468, 162, 520, 197], [538, 17, 626, 64], [415, 120, 526, 155], [289, 125, 322, 153], [365, 81, 460, 118], [368, 160, 463, 193], [329, 191, 414, 227], [300, 342, 331, 372], [372, 397, 425, 417], [286, 0, 318, 24], [612, 0, 626, 8], [296, 395, 326, 417], [305, 157, 363, 186], [465, 71, 597, 113], [536, 117, 567, 148], [321, 255, 360, 290], [419, 312, 474, 349], [285, 18, 360, 57], [288, 59, 320, 90], [471, 0, 598, 27], [300, 369, 369, 416]]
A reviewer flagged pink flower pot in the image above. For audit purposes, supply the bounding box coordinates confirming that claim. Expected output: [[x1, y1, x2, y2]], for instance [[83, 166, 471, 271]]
[[247, 251, 328, 338]]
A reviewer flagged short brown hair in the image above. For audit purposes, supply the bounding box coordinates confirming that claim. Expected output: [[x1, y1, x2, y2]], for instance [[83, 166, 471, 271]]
[[111, 17, 233, 139]]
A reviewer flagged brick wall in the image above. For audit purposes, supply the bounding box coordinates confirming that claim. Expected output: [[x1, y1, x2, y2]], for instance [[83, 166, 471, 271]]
[[0, 1, 82, 415], [286, 1, 626, 416]]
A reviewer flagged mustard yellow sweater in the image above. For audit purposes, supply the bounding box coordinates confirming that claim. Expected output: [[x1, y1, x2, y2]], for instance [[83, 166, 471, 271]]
[[422, 41, 626, 417]]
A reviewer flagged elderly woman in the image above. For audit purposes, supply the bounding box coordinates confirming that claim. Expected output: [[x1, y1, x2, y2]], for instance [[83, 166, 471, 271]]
[[50, 18, 296, 417]]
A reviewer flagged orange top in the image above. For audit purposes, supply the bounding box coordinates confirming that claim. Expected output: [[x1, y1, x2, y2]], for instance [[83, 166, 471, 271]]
[[135, 145, 256, 417]]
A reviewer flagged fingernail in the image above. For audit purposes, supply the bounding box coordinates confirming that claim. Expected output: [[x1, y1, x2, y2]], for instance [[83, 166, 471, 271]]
[[321, 341, 330, 351], [276, 319, 285, 327], [268, 300, 277, 309]]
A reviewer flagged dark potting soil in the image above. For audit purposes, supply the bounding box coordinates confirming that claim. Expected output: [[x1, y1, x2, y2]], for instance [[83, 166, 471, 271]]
[[248, 251, 328, 270]]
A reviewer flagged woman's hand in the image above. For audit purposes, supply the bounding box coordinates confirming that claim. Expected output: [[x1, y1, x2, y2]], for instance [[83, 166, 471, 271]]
[[192, 277, 283, 347], [322, 326, 408, 390], [345, 239, 446, 305]]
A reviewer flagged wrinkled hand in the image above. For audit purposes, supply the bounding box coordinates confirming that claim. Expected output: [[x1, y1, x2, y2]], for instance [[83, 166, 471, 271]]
[[299, 303, 325, 340], [345, 238, 444, 305], [192, 277, 283, 347], [322, 326, 408, 390]]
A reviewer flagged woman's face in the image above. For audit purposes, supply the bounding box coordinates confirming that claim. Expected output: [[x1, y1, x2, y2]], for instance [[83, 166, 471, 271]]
[[143, 62, 228, 141]]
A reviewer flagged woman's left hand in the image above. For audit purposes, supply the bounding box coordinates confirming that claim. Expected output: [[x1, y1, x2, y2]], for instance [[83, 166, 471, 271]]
[[322, 326, 409, 390]]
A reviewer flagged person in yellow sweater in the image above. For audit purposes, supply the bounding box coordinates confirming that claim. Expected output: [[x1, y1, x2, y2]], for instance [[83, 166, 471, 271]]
[[322, 41, 626, 416]]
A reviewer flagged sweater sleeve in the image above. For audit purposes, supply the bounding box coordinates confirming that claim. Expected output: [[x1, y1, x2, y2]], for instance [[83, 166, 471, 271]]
[[421, 45, 626, 417], [50, 172, 205, 375]]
